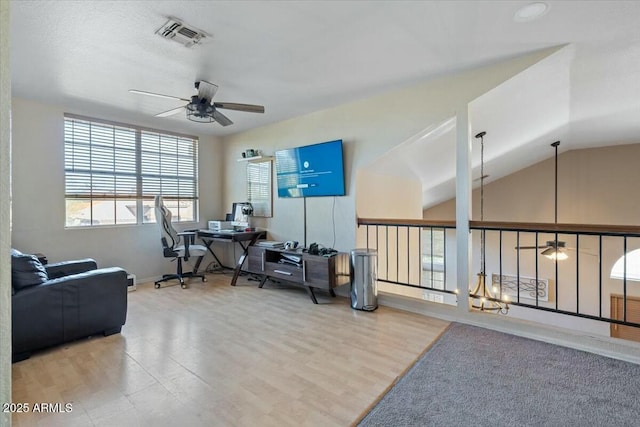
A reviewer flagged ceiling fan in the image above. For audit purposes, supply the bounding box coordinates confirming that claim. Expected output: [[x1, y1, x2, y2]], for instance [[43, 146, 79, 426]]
[[516, 240, 571, 261], [514, 141, 569, 260], [129, 80, 264, 126], [514, 141, 594, 261]]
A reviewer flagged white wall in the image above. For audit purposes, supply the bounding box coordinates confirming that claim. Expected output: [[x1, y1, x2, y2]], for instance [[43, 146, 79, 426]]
[[9, 47, 554, 284], [11, 98, 224, 282], [219, 49, 556, 255], [0, 0, 12, 421]]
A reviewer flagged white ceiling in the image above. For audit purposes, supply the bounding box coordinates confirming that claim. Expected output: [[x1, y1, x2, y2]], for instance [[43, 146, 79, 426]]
[[10, 1, 640, 206]]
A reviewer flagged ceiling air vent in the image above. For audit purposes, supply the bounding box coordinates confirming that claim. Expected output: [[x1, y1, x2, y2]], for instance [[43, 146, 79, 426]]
[[155, 18, 209, 48]]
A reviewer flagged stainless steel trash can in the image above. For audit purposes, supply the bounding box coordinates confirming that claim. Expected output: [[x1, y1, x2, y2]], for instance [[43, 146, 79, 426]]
[[350, 249, 378, 311]]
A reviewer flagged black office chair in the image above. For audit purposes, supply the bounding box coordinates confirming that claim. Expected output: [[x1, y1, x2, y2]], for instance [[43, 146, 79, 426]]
[[154, 195, 207, 289]]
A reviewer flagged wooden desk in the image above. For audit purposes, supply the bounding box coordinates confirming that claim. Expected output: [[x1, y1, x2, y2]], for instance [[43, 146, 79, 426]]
[[196, 229, 266, 286]]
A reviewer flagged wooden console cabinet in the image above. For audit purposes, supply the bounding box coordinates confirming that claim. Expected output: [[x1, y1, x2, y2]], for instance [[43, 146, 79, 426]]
[[246, 246, 350, 304]]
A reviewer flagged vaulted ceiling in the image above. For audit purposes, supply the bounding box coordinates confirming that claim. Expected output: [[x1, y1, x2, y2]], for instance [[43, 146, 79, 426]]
[[10, 1, 640, 206]]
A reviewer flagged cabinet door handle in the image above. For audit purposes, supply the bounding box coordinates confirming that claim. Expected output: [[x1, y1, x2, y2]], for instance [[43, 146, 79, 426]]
[[274, 269, 292, 276], [261, 252, 265, 271], [303, 260, 307, 282]]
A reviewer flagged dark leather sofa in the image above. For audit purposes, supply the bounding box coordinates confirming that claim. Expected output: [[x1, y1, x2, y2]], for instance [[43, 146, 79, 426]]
[[11, 249, 128, 362]]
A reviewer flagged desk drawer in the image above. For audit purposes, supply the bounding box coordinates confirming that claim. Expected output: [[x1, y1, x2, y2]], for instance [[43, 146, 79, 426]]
[[265, 262, 303, 282]]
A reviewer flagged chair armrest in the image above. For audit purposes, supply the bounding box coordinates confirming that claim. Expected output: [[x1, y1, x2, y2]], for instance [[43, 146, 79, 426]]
[[178, 231, 197, 240], [178, 231, 196, 258], [45, 258, 97, 279]]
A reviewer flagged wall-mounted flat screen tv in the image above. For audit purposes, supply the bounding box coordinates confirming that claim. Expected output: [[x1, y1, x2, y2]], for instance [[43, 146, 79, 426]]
[[275, 139, 345, 198]]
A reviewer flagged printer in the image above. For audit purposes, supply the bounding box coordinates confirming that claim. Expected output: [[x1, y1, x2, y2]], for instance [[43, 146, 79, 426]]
[[208, 220, 233, 231]]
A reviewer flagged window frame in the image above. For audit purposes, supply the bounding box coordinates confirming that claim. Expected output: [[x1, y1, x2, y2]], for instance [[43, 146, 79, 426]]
[[246, 159, 273, 218], [64, 113, 199, 228]]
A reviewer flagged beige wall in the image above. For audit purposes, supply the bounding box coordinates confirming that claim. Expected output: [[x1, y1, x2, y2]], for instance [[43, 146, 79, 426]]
[[425, 143, 640, 335], [220, 49, 555, 255], [356, 170, 423, 219], [10, 98, 225, 282], [425, 144, 640, 224], [356, 167, 424, 296]]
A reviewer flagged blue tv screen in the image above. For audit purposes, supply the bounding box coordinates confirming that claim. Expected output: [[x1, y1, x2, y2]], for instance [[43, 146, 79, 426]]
[[275, 140, 345, 198]]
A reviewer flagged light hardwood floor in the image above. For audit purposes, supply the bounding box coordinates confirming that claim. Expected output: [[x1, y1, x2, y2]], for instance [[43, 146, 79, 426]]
[[12, 273, 449, 427]]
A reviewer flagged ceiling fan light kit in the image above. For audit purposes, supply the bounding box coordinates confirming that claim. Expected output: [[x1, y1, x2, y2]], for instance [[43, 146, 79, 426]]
[[541, 246, 569, 261], [186, 96, 215, 123]]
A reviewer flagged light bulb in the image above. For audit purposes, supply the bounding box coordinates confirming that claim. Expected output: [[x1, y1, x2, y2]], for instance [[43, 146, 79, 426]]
[[542, 248, 569, 261]]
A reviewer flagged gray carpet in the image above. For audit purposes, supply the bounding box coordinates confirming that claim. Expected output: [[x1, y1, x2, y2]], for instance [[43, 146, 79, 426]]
[[359, 322, 640, 427]]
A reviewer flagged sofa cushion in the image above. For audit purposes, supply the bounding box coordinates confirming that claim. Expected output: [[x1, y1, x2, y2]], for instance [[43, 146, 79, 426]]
[[11, 253, 48, 291]]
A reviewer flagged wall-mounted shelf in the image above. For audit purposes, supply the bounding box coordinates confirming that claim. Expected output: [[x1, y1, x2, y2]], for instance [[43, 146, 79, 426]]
[[237, 155, 273, 162]]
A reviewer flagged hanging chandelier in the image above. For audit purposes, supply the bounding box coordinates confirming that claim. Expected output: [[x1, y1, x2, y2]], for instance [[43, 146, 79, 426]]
[[470, 131, 509, 314]]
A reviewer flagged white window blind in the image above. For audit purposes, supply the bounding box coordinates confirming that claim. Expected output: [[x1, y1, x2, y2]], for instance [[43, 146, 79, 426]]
[[246, 160, 272, 217], [64, 114, 198, 227]]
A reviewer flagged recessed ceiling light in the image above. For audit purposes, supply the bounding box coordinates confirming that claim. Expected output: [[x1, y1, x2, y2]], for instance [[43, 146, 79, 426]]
[[514, 2, 549, 22]]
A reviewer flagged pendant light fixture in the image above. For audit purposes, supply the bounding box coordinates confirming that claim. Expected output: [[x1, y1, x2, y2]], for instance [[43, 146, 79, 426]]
[[470, 131, 509, 314]]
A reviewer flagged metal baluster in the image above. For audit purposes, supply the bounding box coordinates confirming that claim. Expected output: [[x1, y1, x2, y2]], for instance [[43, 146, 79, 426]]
[[535, 232, 539, 307], [624, 236, 628, 323], [576, 234, 580, 314], [499, 230, 503, 299], [443, 228, 447, 291], [598, 235, 602, 319], [517, 231, 520, 303]]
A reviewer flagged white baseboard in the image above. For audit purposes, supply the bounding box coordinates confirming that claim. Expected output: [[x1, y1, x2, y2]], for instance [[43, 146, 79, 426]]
[[377, 291, 640, 365]]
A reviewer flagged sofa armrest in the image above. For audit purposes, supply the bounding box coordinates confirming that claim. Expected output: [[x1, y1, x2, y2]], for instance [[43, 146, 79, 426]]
[[53, 267, 128, 340], [45, 258, 97, 279], [12, 281, 65, 355]]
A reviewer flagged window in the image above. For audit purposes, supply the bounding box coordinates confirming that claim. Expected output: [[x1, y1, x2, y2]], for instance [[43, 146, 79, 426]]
[[422, 228, 445, 289], [246, 160, 272, 217], [64, 114, 198, 227]]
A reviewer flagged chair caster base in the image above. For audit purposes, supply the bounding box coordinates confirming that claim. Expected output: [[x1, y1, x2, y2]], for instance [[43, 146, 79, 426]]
[[154, 272, 205, 289]]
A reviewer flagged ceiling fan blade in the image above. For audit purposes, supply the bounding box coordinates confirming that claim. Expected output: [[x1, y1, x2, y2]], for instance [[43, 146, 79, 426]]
[[129, 89, 190, 102], [155, 105, 186, 118], [565, 247, 598, 256], [214, 102, 265, 113], [197, 80, 218, 102], [212, 109, 233, 126], [514, 246, 546, 250]]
